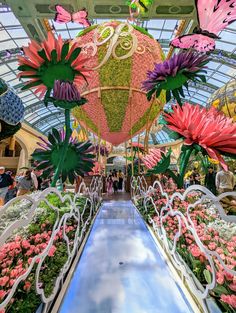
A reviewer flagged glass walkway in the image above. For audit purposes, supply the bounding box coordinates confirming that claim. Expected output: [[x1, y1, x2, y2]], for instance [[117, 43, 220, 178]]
[[58, 200, 196, 313]]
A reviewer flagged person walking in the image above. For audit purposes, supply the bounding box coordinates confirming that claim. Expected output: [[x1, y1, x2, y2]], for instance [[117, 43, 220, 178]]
[[216, 167, 235, 194], [204, 166, 216, 195], [106, 174, 113, 195], [118, 170, 124, 191], [112, 172, 119, 194], [5, 172, 17, 203], [192, 168, 201, 184], [0, 167, 13, 206], [16, 170, 34, 196]]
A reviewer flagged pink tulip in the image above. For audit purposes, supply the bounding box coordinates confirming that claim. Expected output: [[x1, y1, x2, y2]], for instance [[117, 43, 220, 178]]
[[221, 294, 236, 308], [0, 276, 9, 287], [48, 245, 57, 257], [229, 283, 236, 292], [23, 281, 31, 292]]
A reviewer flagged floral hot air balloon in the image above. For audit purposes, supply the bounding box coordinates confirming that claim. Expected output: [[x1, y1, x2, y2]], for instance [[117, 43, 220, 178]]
[[73, 21, 166, 146]]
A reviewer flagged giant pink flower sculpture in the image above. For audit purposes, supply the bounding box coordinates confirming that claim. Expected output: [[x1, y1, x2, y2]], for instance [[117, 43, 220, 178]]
[[142, 148, 162, 169], [164, 103, 236, 170]]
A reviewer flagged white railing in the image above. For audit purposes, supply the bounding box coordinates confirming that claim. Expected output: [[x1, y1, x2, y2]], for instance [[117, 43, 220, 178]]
[[131, 176, 236, 313], [0, 177, 102, 313]]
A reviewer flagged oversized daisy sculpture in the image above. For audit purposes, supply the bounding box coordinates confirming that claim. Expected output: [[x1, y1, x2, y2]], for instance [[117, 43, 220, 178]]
[[18, 32, 93, 186], [142, 51, 209, 105], [144, 103, 236, 188], [33, 129, 95, 184]]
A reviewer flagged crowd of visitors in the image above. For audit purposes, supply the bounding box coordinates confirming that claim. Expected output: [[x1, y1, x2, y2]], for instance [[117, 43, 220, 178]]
[[159, 166, 236, 196], [0, 167, 49, 206], [106, 169, 124, 195]]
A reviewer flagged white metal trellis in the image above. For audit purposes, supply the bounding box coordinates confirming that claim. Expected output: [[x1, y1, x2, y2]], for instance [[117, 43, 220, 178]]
[[0, 176, 103, 313], [131, 176, 236, 312]]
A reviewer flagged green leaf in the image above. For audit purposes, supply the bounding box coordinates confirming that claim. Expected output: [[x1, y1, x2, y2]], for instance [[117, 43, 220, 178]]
[[51, 49, 58, 64], [178, 86, 185, 98], [61, 42, 70, 61], [166, 90, 171, 103], [48, 133, 57, 145], [37, 49, 49, 62], [68, 171, 75, 184], [172, 89, 183, 106], [213, 285, 229, 295], [67, 47, 81, 64], [62, 170, 68, 183], [203, 269, 212, 284], [52, 128, 61, 143], [42, 168, 53, 178], [124, 156, 134, 161], [36, 161, 51, 170], [21, 80, 40, 90], [196, 74, 206, 83], [155, 88, 162, 99], [146, 89, 155, 101]]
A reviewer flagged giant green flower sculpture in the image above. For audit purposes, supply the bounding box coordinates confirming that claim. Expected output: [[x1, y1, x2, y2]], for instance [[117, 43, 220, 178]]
[[18, 32, 90, 104], [142, 51, 209, 105], [18, 32, 93, 187], [32, 129, 95, 184]]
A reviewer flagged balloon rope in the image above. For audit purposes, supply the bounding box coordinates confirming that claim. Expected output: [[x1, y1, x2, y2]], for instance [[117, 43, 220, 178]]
[[125, 141, 128, 176], [138, 133, 141, 175]]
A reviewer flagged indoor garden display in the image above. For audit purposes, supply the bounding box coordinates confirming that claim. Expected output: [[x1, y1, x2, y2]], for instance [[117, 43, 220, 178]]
[[145, 103, 236, 188], [0, 78, 24, 141], [142, 51, 209, 105], [73, 21, 166, 145], [18, 32, 94, 186]]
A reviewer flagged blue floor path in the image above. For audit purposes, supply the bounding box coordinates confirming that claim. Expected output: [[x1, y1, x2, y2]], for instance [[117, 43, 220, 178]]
[[59, 200, 194, 313]]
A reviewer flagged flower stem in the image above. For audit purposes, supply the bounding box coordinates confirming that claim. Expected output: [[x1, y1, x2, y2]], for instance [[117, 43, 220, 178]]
[[51, 109, 71, 187], [166, 146, 194, 188]]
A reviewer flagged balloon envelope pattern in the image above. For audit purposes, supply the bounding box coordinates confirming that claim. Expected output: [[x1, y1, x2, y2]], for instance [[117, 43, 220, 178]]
[[73, 22, 165, 145]]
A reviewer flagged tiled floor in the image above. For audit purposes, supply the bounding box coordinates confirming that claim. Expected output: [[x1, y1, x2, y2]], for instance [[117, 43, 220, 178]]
[[59, 200, 194, 313]]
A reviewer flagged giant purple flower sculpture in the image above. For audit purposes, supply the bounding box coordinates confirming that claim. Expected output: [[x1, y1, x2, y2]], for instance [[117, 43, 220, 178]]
[[142, 51, 209, 105]]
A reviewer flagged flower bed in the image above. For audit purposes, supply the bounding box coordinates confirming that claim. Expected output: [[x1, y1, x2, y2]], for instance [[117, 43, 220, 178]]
[[135, 186, 236, 312], [0, 190, 100, 313]]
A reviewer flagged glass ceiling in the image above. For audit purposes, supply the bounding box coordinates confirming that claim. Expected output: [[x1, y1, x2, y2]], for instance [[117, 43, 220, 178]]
[[0, 3, 236, 145]]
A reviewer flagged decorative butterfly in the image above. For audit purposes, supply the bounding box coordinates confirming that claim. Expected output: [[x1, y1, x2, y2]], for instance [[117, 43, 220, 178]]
[[54, 5, 91, 27], [171, 0, 236, 52]]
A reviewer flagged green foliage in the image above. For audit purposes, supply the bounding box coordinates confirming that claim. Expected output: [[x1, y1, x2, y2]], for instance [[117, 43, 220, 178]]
[[98, 42, 132, 132], [72, 107, 99, 134], [5, 193, 91, 312], [102, 90, 129, 131], [132, 25, 153, 38], [76, 25, 98, 37]]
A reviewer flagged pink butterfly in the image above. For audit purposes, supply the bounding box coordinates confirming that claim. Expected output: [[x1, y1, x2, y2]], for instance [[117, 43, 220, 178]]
[[54, 5, 91, 27], [171, 0, 236, 52]]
